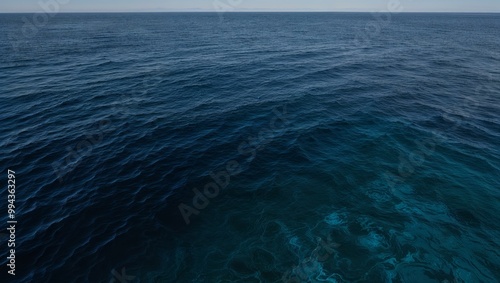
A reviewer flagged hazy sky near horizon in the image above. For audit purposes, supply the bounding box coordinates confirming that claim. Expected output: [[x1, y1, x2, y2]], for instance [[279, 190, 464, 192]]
[[1, 0, 500, 13]]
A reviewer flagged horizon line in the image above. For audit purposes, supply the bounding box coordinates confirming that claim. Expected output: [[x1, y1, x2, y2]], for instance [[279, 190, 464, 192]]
[[1, 11, 500, 14]]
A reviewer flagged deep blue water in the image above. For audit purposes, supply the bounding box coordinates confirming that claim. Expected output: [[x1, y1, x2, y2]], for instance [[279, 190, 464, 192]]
[[1, 12, 499, 283]]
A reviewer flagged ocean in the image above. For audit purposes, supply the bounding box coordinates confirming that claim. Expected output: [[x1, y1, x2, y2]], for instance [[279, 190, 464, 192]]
[[0, 12, 499, 283]]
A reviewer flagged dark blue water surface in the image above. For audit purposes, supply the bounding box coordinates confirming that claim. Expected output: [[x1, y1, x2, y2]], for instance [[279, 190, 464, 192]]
[[1, 13, 499, 283]]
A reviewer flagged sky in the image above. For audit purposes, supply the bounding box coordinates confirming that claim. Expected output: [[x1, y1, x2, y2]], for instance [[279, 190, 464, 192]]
[[1, 0, 500, 13]]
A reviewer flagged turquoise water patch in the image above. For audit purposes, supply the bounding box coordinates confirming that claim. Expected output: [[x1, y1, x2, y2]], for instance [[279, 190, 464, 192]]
[[324, 212, 348, 226]]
